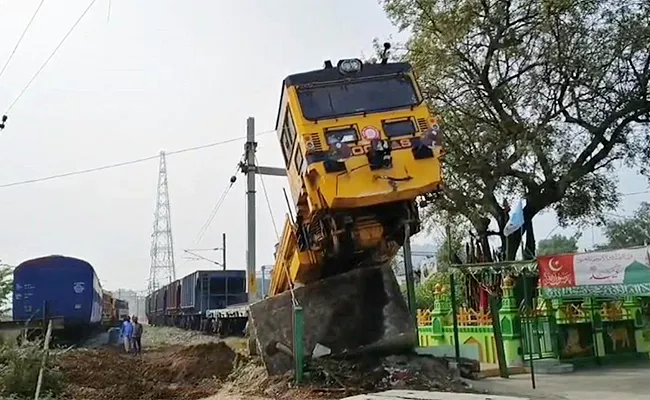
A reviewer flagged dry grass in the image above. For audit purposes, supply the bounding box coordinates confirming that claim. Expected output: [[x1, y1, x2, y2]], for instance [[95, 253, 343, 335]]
[[0, 339, 63, 399]]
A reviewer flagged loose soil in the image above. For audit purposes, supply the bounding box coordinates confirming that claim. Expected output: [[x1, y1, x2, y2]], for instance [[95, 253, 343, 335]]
[[56, 326, 473, 400], [59, 342, 241, 400]]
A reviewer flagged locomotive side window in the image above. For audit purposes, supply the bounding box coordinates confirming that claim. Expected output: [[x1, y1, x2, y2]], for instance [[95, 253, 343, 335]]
[[294, 147, 305, 175], [280, 109, 298, 166]]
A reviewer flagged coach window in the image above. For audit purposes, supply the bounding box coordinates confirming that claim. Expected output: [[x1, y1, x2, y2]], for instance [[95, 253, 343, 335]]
[[281, 109, 297, 166]]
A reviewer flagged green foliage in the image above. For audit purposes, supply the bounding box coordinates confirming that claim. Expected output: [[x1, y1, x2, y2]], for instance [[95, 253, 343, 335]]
[[412, 272, 465, 310], [597, 202, 650, 250], [381, 0, 650, 259], [0, 266, 12, 315], [420, 211, 469, 269], [537, 233, 581, 256], [0, 341, 63, 399]]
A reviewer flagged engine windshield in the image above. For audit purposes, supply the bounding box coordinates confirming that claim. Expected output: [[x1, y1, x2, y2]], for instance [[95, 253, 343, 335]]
[[296, 74, 419, 120]]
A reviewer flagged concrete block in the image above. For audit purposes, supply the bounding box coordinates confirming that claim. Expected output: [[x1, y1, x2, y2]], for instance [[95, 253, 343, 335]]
[[416, 344, 480, 362], [249, 264, 417, 375]]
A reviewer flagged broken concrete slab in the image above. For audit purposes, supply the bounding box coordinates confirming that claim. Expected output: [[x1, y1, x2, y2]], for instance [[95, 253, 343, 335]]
[[248, 264, 417, 375], [342, 390, 529, 399]]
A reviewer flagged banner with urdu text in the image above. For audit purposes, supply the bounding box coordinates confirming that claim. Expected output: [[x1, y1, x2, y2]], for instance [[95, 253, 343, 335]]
[[538, 247, 650, 298]]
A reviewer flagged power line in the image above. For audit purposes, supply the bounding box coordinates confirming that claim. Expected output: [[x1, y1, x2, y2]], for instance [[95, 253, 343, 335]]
[[0, 130, 274, 189], [621, 190, 650, 197], [256, 156, 280, 240], [0, 153, 159, 189], [0, 0, 47, 82], [194, 162, 241, 244], [5, 0, 99, 114]]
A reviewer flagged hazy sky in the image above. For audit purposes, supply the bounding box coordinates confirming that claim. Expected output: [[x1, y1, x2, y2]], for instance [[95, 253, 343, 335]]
[[0, 0, 647, 293]]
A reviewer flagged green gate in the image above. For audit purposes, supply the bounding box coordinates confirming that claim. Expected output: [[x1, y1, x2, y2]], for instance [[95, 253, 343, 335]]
[[520, 298, 557, 360]]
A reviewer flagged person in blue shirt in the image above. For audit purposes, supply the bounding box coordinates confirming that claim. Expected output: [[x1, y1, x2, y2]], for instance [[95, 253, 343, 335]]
[[119, 315, 133, 353]]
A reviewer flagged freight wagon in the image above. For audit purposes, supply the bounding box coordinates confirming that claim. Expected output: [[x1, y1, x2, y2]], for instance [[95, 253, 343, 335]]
[[145, 269, 248, 336], [100, 292, 129, 328], [12, 255, 103, 339], [114, 299, 129, 320]]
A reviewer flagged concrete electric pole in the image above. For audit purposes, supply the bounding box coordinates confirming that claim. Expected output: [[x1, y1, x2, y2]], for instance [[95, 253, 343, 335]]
[[242, 117, 286, 304]]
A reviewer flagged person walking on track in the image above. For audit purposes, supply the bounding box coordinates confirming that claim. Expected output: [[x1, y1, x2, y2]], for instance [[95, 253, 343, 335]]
[[119, 315, 133, 353], [131, 316, 143, 354]]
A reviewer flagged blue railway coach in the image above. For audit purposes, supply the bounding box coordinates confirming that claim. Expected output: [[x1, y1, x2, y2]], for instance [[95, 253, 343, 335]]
[[12, 255, 103, 330]]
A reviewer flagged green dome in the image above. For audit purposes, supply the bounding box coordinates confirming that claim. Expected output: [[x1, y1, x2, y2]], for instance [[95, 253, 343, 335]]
[[622, 260, 650, 285]]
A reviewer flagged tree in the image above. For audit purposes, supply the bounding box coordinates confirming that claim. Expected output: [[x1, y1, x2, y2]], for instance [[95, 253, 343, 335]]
[[0, 265, 13, 315], [537, 233, 580, 256], [598, 202, 650, 250], [382, 0, 650, 260]]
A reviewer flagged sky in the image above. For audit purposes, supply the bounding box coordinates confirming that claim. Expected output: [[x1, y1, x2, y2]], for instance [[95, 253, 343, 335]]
[[0, 0, 647, 293]]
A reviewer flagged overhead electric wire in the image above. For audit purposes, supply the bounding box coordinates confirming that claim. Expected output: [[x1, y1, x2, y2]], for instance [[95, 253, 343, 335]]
[[0, 0, 47, 82], [5, 0, 99, 114], [194, 161, 242, 244], [256, 156, 280, 240], [0, 130, 274, 189]]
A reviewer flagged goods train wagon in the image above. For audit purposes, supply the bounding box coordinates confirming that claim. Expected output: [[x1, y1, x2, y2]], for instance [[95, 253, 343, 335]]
[[114, 299, 129, 320], [101, 292, 130, 328], [146, 269, 247, 331], [12, 255, 102, 333], [101, 292, 117, 326]]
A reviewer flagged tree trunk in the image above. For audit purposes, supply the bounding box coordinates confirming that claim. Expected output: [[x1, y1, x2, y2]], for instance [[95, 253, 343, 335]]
[[500, 203, 538, 261], [523, 217, 536, 260], [505, 230, 523, 260]]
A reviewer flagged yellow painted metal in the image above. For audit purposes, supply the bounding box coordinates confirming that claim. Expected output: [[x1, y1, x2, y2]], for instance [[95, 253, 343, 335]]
[[269, 63, 443, 296]]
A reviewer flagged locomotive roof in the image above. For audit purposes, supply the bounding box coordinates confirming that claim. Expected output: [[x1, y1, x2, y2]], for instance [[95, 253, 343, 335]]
[[275, 61, 412, 129], [283, 61, 412, 87]]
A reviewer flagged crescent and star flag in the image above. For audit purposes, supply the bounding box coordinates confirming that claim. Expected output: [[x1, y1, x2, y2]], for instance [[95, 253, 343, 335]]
[[538, 247, 650, 298], [503, 199, 525, 237]]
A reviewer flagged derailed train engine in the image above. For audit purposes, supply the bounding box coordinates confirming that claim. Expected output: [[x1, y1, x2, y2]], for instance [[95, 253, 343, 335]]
[[250, 52, 444, 374], [268, 56, 443, 294]]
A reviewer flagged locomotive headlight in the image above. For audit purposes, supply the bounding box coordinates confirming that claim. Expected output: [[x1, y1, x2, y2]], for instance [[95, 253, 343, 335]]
[[420, 124, 442, 149], [338, 59, 362, 74], [331, 141, 352, 162]]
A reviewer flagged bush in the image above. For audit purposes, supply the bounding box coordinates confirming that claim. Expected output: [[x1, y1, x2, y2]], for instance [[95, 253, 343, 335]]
[[0, 341, 63, 399]]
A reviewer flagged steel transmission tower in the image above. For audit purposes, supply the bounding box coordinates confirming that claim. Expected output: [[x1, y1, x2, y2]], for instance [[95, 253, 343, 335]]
[[149, 151, 176, 293]]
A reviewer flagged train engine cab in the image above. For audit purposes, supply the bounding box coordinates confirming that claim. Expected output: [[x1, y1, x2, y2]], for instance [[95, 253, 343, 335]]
[[271, 55, 443, 294]]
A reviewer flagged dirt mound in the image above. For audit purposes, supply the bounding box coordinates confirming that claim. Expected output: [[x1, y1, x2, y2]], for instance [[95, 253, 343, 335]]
[[59, 343, 241, 400], [142, 342, 239, 383]]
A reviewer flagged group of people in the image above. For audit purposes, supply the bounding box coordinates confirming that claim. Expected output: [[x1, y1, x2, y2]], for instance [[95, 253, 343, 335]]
[[119, 315, 144, 354]]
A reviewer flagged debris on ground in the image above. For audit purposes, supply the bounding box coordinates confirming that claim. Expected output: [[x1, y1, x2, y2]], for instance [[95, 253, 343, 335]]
[[51, 326, 474, 400], [303, 353, 471, 395], [218, 352, 472, 399]]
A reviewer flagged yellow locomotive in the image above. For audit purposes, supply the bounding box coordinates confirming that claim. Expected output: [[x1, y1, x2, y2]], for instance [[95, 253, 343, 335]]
[[269, 55, 443, 296]]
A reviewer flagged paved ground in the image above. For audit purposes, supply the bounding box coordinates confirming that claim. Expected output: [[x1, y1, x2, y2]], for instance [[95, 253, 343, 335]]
[[343, 391, 527, 399], [470, 362, 650, 400]]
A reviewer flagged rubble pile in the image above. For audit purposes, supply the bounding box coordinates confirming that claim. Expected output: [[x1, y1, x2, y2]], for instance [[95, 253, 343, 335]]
[[222, 352, 474, 399], [303, 353, 472, 396]]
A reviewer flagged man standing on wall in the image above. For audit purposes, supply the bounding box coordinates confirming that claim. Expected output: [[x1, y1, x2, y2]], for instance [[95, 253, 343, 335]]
[[119, 315, 133, 353], [131, 316, 143, 354]]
